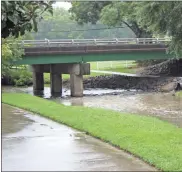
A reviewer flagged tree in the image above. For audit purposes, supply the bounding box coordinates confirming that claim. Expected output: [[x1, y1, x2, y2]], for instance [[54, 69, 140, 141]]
[[31, 7, 135, 39], [135, 2, 182, 57], [1, 1, 53, 38], [70, 1, 110, 25], [100, 2, 152, 38], [69, 1, 152, 38], [2, 37, 24, 76]]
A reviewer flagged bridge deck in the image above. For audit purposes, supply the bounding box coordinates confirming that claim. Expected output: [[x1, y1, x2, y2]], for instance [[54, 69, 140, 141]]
[[14, 38, 174, 65]]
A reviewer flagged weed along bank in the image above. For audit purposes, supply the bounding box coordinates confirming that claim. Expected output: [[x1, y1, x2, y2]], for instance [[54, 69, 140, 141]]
[[2, 93, 182, 171]]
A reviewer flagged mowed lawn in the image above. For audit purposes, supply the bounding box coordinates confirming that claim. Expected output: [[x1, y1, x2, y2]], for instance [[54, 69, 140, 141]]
[[44, 61, 136, 83], [2, 93, 182, 171]]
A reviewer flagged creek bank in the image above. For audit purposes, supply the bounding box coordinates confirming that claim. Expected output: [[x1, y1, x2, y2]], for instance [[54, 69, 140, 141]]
[[138, 59, 182, 77], [2, 93, 182, 171], [2, 68, 182, 92], [63, 75, 182, 92]]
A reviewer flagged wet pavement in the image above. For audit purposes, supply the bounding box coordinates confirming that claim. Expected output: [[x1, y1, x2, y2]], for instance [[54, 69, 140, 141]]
[[2, 104, 156, 171]]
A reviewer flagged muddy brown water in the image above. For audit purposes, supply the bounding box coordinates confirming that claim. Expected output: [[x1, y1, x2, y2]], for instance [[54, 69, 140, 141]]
[[2, 104, 156, 171]]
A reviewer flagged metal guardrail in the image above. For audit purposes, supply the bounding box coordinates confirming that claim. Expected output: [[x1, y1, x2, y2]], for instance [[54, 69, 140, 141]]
[[16, 38, 171, 47]]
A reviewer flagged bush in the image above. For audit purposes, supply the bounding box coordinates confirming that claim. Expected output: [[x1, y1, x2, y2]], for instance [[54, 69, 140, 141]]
[[2, 69, 33, 86], [44, 73, 50, 84]]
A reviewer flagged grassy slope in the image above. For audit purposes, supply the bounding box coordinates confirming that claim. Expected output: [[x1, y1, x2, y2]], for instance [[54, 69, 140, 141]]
[[106, 67, 136, 73], [2, 93, 182, 171]]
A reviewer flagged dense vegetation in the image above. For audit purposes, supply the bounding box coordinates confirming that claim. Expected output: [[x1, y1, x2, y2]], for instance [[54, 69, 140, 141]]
[[1, 1, 53, 38], [70, 1, 182, 57], [2, 2, 182, 86], [31, 7, 135, 39], [1, 1, 53, 85], [2, 93, 182, 171], [70, 2, 152, 38]]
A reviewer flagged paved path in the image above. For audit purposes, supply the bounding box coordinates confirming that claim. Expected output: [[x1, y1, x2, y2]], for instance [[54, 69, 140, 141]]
[[91, 70, 159, 77], [2, 104, 157, 171]]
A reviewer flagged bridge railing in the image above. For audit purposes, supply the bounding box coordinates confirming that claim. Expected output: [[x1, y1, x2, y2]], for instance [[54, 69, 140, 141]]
[[15, 38, 171, 47]]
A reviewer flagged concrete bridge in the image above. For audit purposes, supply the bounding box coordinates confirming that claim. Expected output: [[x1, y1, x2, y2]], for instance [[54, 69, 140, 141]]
[[15, 38, 173, 97]]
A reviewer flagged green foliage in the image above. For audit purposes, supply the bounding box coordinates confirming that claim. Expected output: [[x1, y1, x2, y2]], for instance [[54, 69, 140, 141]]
[[2, 69, 32, 86], [135, 2, 182, 57], [1, 1, 53, 38], [100, 2, 152, 38], [2, 93, 182, 171], [2, 37, 24, 76], [13, 70, 32, 86], [32, 7, 134, 39], [70, 1, 110, 25], [69, 2, 151, 38]]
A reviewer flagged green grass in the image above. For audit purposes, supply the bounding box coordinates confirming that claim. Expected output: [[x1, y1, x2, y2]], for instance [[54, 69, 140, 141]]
[[106, 67, 136, 73], [44, 61, 136, 84], [44, 72, 108, 84], [176, 91, 182, 97], [2, 93, 182, 171]]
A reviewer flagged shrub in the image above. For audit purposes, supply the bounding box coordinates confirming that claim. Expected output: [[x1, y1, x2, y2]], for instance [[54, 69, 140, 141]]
[[2, 69, 33, 86]]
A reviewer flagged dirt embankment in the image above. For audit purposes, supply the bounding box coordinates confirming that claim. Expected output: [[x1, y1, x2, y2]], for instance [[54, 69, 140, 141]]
[[63, 75, 182, 92], [138, 59, 182, 77]]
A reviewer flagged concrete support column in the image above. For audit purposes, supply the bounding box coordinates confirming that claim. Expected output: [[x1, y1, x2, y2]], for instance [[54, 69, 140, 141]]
[[50, 64, 62, 96], [32, 65, 44, 92], [70, 74, 83, 97]]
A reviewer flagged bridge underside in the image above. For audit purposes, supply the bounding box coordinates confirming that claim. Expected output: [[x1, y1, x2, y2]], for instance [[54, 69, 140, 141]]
[[15, 51, 173, 65], [14, 44, 175, 97]]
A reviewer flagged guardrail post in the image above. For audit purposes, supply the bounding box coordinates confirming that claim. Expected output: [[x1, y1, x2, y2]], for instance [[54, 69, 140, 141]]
[[143, 39, 146, 45], [156, 38, 159, 44], [136, 38, 139, 44], [115, 38, 118, 44], [72, 39, 74, 45]]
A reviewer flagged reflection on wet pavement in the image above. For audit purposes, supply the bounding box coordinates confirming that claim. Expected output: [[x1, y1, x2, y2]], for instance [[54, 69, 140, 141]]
[[2, 104, 156, 171]]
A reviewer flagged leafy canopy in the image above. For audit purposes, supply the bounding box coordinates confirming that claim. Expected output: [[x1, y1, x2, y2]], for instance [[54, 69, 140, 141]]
[[70, 1, 182, 57], [136, 2, 182, 57], [1, 1, 53, 38], [32, 7, 134, 39], [2, 37, 24, 76], [69, 1, 152, 38]]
